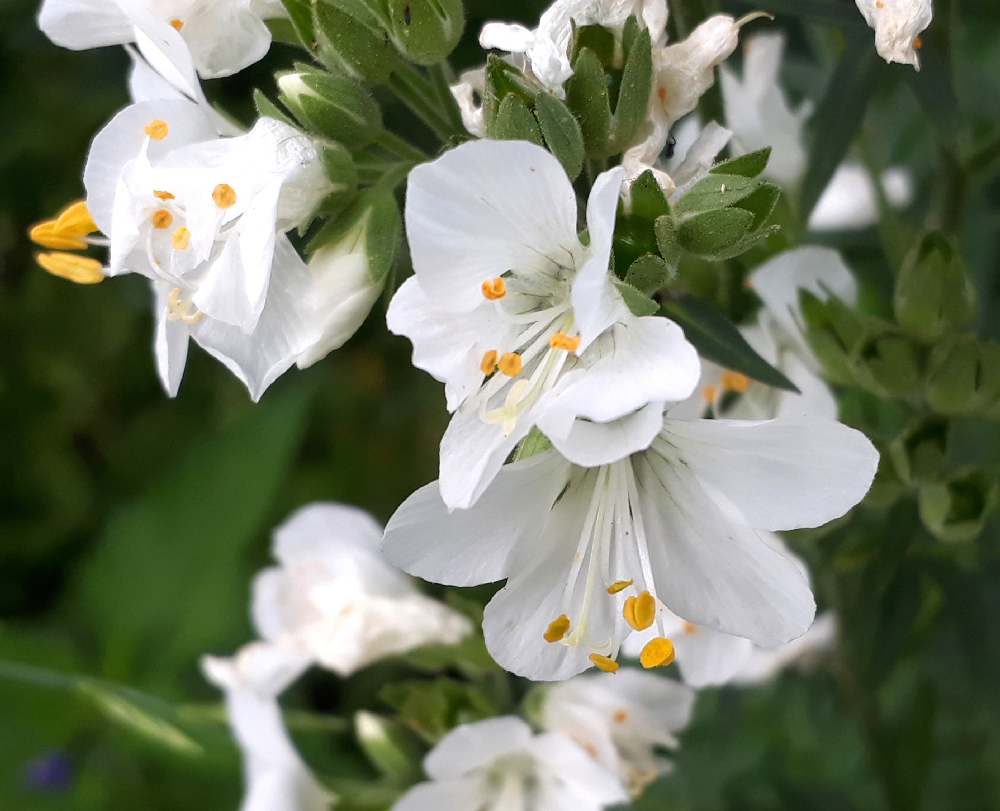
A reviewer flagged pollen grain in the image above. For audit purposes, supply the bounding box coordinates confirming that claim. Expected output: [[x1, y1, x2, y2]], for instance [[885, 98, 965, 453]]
[[152, 209, 174, 229], [549, 332, 581, 352]]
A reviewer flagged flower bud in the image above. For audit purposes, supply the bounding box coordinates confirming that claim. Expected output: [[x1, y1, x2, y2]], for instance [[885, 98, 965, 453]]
[[354, 711, 422, 780], [385, 0, 465, 64], [890, 415, 949, 485], [894, 231, 976, 343], [919, 468, 997, 544], [925, 336, 1000, 416], [313, 0, 401, 84], [278, 68, 382, 149]]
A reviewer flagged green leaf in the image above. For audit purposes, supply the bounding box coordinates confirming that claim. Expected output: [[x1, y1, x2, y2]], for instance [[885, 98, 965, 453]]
[[573, 24, 616, 68], [534, 92, 585, 180], [653, 214, 681, 270], [734, 182, 782, 230], [75, 383, 314, 691], [630, 170, 671, 221], [280, 67, 383, 149], [612, 277, 659, 316], [489, 94, 545, 146], [379, 678, 496, 743], [800, 32, 886, 220], [280, 0, 316, 48], [894, 231, 976, 343], [676, 208, 754, 257], [660, 294, 800, 392], [254, 89, 296, 128], [674, 174, 757, 215], [483, 55, 536, 125], [313, 0, 400, 84], [565, 47, 612, 155], [610, 18, 652, 152], [354, 711, 425, 782], [710, 147, 772, 179], [625, 254, 671, 295]]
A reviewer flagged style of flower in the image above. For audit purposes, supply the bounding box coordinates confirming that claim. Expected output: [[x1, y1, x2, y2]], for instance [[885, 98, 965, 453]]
[[390, 716, 628, 811], [38, 0, 286, 82], [855, 0, 933, 70], [383, 412, 879, 681], [479, 0, 669, 98], [388, 139, 700, 510], [83, 98, 331, 399], [250, 503, 472, 677], [539, 668, 695, 796], [201, 644, 334, 811]]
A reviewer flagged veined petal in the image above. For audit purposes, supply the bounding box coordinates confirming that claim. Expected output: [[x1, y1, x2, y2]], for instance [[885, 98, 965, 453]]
[[180, 4, 272, 78], [635, 450, 816, 646], [37, 0, 132, 49], [382, 451, 571, 586], [658, 417, 879, 531], [541, 401, 666, 468], [405, 139, 581, 313], [528, 733, 629, 807], [424, 717, 534, 780]]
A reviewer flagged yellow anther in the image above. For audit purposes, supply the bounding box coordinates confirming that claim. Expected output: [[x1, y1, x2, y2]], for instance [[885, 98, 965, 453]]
[[152, 209, 174, 229], [36, 252, 104, 284], [875, 0, 884, 5], [612, 709, 628, 723], [480, 349, 498, 375], [498, 352, 522, 377], [700, 384, 718, 403], [549, 332, 581, 352], [170, 18, 184, 30], [623, 591, 656, 632], [589, 653, 620, 673], [544, 614, 571, 643], [913, 36, 923, 49], [639, 637, 675, 669], [54, 201, 97, 235], [154, 190, 176, 201], [606, 579, 634, 595], [29, 222, 87, 251], [172, 227, 191, 251], [212, 183, 237, 209], [481, 277, 506, 300], [144, 119, 169, 140], [682, 621, 697, 635], [720, 370, 749, 392]]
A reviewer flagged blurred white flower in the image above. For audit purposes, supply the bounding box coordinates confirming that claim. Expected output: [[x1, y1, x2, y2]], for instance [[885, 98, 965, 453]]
[[449, 68, 487, 138], [389, 139, 699, 510], [809, 163, 914, 231], [855, 0, 933, 70], [390, 716, 628, 811], [539, 669, 695, 796], [201, 644, 334, 811], [251, 503, 472, 677]]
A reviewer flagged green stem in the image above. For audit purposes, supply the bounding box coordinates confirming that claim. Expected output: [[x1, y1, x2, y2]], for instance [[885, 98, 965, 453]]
[[939, 147, 967, 236], [373, 129, 429, 163], [388, 62, 465, 143]]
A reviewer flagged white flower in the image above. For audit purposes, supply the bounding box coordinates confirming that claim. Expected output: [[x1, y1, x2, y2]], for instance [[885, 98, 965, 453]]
[[450, 68, 487, 138], [201, 644, 334, 811], [479, 0, 669, 98], [83, 99, 331, 399], [388, 139, 699, 510], [250, 503, 472, 677], [38, 0, 284, 81], [383, 413, 878, 681], [730, 611, 838, 684], [855, 0, 933, 70], [809, 162, 914, 231], [539, 669, 694, 796], [390, 716, 628, 811]]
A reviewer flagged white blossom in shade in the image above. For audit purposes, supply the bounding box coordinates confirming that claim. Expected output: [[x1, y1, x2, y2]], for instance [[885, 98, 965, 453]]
[[855, 0, 932, 70], [809, 163, 914, 231], [201, 644, 334, 811], [383, 413, 879, 681], [388, 139, 700, 510], [449, 67, 487, 138], [83, 98, 331, 399], [251, 503, 472, 677], [730, 611, 838, 684], [479, 0, 669, 98], [539, 669, 695, 796], [38, 0, 285, 82], [719, 33, 811, 189], [390, 717, 628, 811]]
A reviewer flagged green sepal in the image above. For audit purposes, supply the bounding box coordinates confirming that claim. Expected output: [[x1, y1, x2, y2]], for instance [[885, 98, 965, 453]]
[[925, 337, 1000, 416], [565, 47, 613, 155], [482, 55, 536, 127], [853, 333, 923, 397], [307, 188, 401, 285], [630, 170, 671, 220], [353, 711, 425, 783], [710, 147, 772, 179], [253, 89, 296, 128], [279, 66, 383, 149], [736, 182, 782, 230], [512, 427, 554, 461], [613, 277, 659, 316], [534, 92, 585, 179], [383, 0, 464, 64], [313, 0, 400, 84], [894, 231, 976, 343], [625, 254, 671, 295], [660, 294, 800, 392], [489, 94, 544, 146], [317, 142, 358, 217], [280, 0, 316, 48], [676, 208, 755, 257], [799, 289, 866, 385], [378, 678, 497, 744], [608, 18, 652, 153], [572, 24, 616, 68], [653, 215, 682, 271], [890, 415, 950, 485], [919, 468, 998, 544]]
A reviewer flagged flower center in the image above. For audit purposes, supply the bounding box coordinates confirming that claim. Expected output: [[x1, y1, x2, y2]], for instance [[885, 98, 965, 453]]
[[166, 287, 204, 324]]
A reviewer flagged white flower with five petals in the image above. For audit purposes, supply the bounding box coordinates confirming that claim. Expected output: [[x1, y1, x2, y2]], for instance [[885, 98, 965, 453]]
[[383, 411, 878, 681], [388, 139, 699, 510], [855, 0, 933, 70], [390, 716, 628, 811]]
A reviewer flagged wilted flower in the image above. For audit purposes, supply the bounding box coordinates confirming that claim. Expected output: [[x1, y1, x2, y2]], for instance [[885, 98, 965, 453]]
[[855, 0, 933, 70]]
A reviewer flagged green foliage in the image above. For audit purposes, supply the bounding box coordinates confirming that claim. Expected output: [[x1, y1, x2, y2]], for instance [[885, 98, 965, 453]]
[[279, 66, 384, 149], [383, 0, 465, 65]]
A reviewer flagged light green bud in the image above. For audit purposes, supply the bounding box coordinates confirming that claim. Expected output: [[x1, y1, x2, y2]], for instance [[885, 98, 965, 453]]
[[384, 0, 465, 64], [894, 231, 976, 343], [354, 711, 423, 780], [853, 333, 922, 397], [925, 336, 1000, 416], [919, 468, 997, 543], [890, 415, 950, 485], [278, 68, 382, 149]]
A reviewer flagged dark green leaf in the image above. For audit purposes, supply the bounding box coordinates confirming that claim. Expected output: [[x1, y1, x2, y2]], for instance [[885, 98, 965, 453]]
[[565, 48, 612, 155], [677, 207, 754, 256], [280, 0, 316, 48], [253, 89, 296, 128], [613, 277, 659, 316], [534, 92, 585, 179], [674, 173, 757, 214], [625, 254, 671, 295], [610, 19, 652, 152], [630, 170, 672, 221], [734, 182, 782, 229], [489, 94, 545, 145], [710, 147, 772, 179]]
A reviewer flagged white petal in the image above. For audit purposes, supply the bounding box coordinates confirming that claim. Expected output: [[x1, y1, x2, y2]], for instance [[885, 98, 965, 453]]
[[635, 451, 816, 646], [479, 21, 535, 53], [405, 140, 580, 313], [659, 417, 879, 531], [273, 503, 385, 566], [128, 7, 204, 102], [37, 0, 132, 49], [671, 624, 754, 687], [731, 611, 838, 684], [181, 5, 272, 78], [128, 46, 189, 103], [808, 162, 879, 231], [382, 452, 570, 586], [542, 401, 666, 468], [152, 282, 190, 397], [528, 732, 629, 806], [670, 120, 733, 193], [424, 717, 534, 780], [390, 778, 484, 811], [855, 0, 932, 69]]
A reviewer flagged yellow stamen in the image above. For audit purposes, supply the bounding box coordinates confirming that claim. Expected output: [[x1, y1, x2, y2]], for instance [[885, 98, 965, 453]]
[[36, 252, 104, 284], [875, 0, 884, 5], [54, 201, 98, 235], [544, 614, 571, 643], [606, 579, 634, 595], [549, 332, 581, 352], [170, 18, 184, 30], [29, 222, 88, 251], [480, 349, 498, 375], [589, 653, 620, 673], [212, 183, 237, 209], [481, 277, 506, 300], [498, 352, 522, 377], [682, 621, 697, 635], [172, 227, 191, 251], [640, 637, 675, 669], [623, 591, 656, 631], [720, 370, 749, 392], [144, 119, 169, 140], [700, 384, 718, 402], [154, 190, 176, 201], [612, 709, 628, 723], [152, 209, 174, 229], [913, 36, 923, 49]]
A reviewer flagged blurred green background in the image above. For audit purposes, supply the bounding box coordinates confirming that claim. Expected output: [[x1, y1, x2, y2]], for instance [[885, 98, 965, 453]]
[[2, 0, 1000, 809]]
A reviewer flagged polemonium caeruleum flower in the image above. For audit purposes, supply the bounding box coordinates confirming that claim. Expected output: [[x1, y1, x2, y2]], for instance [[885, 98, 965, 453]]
[[388, 139, 700, 510], [855, 0, 933, 70], [390, 717, 628, 811]]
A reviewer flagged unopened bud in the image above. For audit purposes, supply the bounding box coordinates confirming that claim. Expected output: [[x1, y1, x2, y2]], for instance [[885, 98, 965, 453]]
[[313, 0, 401, 84], [919, 468, 997, 544], [278, 68, 382, 149], [894, 231, 976, 343], [925, 336, 1000, 416], [385, 0, 464, 65]]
